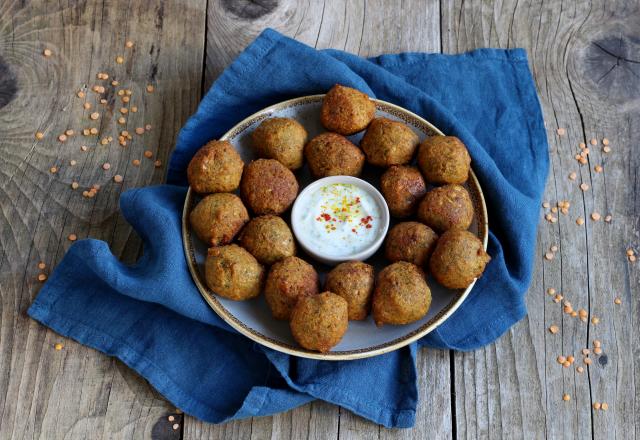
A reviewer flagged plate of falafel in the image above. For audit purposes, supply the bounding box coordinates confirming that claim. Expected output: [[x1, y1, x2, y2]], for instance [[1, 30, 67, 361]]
[[182, 85, 489, 360]]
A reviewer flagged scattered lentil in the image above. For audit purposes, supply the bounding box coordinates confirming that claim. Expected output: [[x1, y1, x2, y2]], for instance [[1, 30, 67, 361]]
[[90, 112, 100, 120], [135, 127, 145, 135], [603, 146, 611, 153], [602, 138, 609, 145], [54, 343, 63, 350], [582, 348, 590, 355], [126, 40, 134, 48], [120, 108, 128, 114], [576, 217, 585, 226], [562, 360, 570, 368], [90, 127, 98, 135], [604, 214, 612, 222], [68, 233, 77, 241], [557, 355, 566, 364], [122, 96, 130, 103], [38, 273, 47, 282], [35, 132, 44, 140], [549, 325, 559, 334], [584, 357, 592, 365], [591, 317, 600, 325], [118, 117, 126, 124], [131, 106, 138, 113], [590, 138, 597, 145], [71, 181, 79, 189], [545, 252, 554, 261], [593, 340, 601, 348], [144, 150, 153, 158], [614, 297, 621, 305], [112, 80, 119, 86], [102, 162, 111, 170], [80, 145, 88, 152], [172, 424, 179, 430], [43, 48, 52, 57], [547, 288, 556, 295], [594, 165, 603, 173], [569, 172, 577, 180], [145, 124, 152, 131], [593, 402, 601, 410], [69, 159, 77, 166], [567, 355, 575, 363], [577, 366, 584, 373], [580, 183, 589, 191], [551, 206, 558, 213], [579, 142, 586, 148], [50, 166, 58, 174], [556, 128, 566, 136], [594, 347, 602, 355], [58, 134, 67, 142], [38, 262, 46, 270], [146, 84, 154, 93], [116, 55, 124, 64], [601, 403, 608, 411], [132, 159, 141, 166], [100, 98, 107, 104], [83, 103, 92, 110], [154, 160, 162, 168], [630, 255, 637, 262], [562, 394, 570, 401]]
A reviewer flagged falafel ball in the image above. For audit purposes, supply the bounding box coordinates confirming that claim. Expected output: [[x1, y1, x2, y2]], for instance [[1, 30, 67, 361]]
[[189, 193, 249, 246], [321, 84, 376, 135], [240, 159, 299, 215], [385, 222, 439, 267], [290, 292, 348, 353], [205, 244, 264, 300], [265, 256, 319, 320], [418, 136, 471, 184], [417, 184, 474, 233], [324, 261, 375, 320], [429, 230, 490, 289], [380, 165, 427, 217], [239, 215, 296, 265], [187, 140, 244, 194], [304, 133, 365, 178], [361, 118, 420, 167], [372, 262, 431, 326], [251, 117, 308, 170]]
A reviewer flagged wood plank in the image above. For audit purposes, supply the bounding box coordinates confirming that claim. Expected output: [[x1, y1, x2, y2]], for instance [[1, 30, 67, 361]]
[[197, 1, 449, 439], [441, 0, 640, 438], [0, 0, 205, 438]]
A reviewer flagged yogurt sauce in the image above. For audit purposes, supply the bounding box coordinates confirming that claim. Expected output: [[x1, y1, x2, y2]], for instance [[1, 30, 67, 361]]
[[297, 183, 383, 257]]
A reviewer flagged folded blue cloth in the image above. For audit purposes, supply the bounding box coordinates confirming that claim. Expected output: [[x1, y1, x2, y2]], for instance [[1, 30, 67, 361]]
[[28, 29, 548, 428]]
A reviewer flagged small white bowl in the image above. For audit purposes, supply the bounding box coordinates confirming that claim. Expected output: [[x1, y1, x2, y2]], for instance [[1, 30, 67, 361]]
[[291, 176, 390, 265]]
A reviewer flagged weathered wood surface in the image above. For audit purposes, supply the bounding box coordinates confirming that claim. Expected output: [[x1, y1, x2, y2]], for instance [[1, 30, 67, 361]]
[[1, 0, 638, 439]]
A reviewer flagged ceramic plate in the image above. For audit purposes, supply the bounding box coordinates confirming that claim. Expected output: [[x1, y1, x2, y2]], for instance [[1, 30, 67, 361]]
[[182, 95, 488, 360]]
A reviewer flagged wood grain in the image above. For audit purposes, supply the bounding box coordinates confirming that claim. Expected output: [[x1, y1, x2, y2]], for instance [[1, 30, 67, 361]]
[[442, 1, 640, 439], [0, 0, 204, 438], [1, 0, 638, 438]]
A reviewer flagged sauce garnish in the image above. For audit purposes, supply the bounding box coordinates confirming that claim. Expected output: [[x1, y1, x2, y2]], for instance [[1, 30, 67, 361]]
[[297, 183, 382, 257]]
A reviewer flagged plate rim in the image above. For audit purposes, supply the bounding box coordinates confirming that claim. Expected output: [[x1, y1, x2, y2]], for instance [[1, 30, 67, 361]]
[[181, 94, 489, 361]]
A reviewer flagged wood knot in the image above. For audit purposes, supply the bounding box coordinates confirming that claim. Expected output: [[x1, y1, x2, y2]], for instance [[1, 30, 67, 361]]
[[598, 353, 608, 366], [0, 55, 18, 110], [221, 0, 278, 19], [579, 34, 640, 104]]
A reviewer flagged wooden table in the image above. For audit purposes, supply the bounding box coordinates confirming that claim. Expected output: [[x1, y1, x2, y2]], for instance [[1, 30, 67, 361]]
[[1, 0, 638, 438]]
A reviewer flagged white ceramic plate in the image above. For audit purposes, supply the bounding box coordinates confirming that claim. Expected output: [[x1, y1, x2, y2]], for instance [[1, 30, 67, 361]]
[[182, 95, 488, 360]]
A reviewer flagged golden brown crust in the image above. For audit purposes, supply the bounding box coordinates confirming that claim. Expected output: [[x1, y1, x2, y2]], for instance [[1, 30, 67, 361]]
[[239, 215, 296, 265], [240, 159, 299, 215], [429, 230, 490, 289], [324, 261, 375, 320], [417, 184, 474, 233], [187, 140, 244, 194], [304, 132, 365, 178], [264, 256, 319, 320], [384, 222, 439, 267], [380, 165, 427, 217], [290, 291, 348, 353], [361, 117, 420, 167], [320, 84, 376, 135], [417, 136, 471, 184], [189, 193, 249, 246], [372, 262, 431, 326], [251, 117, 308, 170], [205, 245, 264, 300]]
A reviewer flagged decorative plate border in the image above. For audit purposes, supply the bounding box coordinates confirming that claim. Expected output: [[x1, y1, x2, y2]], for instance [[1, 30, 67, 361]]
[[182, 95, 489, 361]]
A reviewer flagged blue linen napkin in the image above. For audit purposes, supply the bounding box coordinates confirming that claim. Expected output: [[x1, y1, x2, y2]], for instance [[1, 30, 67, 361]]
[[28, 29, 548, 428]]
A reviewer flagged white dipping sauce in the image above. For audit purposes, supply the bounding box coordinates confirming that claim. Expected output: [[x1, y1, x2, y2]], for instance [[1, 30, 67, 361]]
[[296, 183, 383, 257]]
